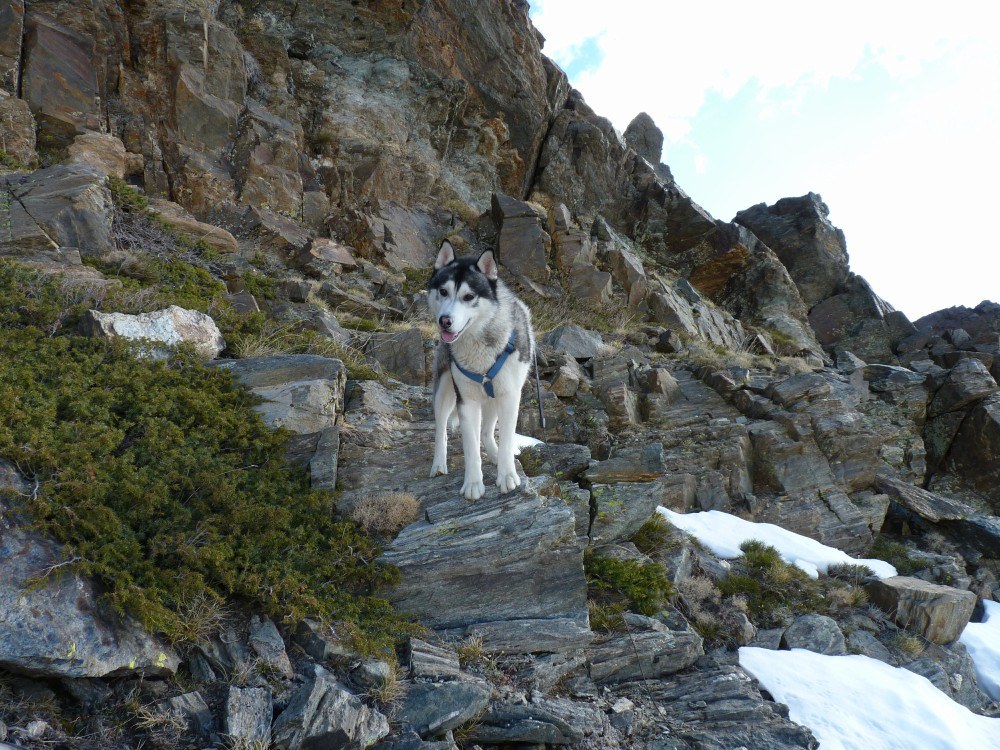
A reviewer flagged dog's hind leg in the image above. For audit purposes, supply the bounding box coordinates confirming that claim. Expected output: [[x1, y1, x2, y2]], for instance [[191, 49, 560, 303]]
[[458, 400, 485, 500], [495, 394, 522, 494], [429, 372, 456, 477], [480, 399, 499, 464]]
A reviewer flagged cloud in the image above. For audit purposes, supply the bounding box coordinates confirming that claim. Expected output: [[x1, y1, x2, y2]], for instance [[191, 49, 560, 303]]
[[530, 1, 996, 139]]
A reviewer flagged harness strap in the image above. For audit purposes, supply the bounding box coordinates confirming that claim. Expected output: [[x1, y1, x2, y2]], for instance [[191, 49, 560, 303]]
[[452, 330, 517, 398]]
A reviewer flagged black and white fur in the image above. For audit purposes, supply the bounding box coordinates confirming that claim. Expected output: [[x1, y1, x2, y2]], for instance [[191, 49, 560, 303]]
[[428, 241, 535, 500]]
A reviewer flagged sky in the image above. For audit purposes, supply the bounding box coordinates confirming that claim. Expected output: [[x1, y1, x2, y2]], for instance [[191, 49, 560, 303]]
[[528, 1, 1000, 321]]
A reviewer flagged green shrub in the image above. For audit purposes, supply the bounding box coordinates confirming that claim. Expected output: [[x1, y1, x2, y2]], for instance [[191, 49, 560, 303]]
[[584, 552, 674, 622], [717, 539, 823, 627], [870, 536, 923, 576], [631, 513, 677, 557], [0, 262, 406, 652]]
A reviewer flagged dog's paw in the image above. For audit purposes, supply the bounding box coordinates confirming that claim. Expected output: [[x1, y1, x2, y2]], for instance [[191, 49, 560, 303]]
[[429, 459, 448, 477], [461, 477, 486, 500], [496, 469, 521, 494]]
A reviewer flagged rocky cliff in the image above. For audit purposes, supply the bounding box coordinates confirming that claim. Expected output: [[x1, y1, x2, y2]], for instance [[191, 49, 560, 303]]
[[1, 1, 999, 749]]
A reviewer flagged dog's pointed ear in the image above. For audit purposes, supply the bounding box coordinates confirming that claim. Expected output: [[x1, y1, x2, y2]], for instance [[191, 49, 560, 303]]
[[434, 240, 456, 269], [477, 249, 498, 280]]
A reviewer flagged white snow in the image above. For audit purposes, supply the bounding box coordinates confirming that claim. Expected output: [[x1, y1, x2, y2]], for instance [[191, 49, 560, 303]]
[[513, 433, 542, 454], [961, 599, 1000, 701], [739, 647, 1000, 750], [658, 507, 897, 579]]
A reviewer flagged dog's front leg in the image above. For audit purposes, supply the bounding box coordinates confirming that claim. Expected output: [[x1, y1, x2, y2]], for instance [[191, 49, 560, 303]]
[[495, 394, 521, 494], [429, 375, 456, 477], [458, 400, 485, 500]]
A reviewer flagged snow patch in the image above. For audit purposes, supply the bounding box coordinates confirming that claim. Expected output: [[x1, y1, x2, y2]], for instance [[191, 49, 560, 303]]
[[961, 599, 1000, 701], [739, 647, 1000, 750], [658, 508, 897, 579]]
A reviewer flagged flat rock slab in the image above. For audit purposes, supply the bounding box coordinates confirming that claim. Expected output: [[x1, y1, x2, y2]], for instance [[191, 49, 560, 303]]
[[866, 576, 976, 644], [587, 614, 703, 683], [396, 681, 490, 738], [339, 383, 590, 651]]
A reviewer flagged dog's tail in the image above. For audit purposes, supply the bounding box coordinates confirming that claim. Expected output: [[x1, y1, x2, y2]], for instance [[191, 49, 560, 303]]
[[533, 348, 546, 430]]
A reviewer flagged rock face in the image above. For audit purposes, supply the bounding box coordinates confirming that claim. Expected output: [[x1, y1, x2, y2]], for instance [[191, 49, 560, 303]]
[[79, 306, 225, 359], [0, 165, 112, 263], [623, 111, 664, 166], [866, 576, 976, 644]]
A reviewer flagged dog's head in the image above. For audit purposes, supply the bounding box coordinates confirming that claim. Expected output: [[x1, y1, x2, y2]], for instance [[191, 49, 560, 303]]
[[427, 241, 499, 344]]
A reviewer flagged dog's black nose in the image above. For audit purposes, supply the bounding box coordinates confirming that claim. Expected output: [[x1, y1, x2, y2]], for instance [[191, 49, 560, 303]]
[[439, 315, 452, 330]]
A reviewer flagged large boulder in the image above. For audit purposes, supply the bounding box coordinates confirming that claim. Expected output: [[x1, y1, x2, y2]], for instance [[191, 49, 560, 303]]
[[623, 111, 664, 165], [213, 355, 347, 436], [80, 306, 226, 359], [927, 358, 998, 418], [734, 193, 849, 308], [396, 681, 490, 739], [272, 665, 388, 750], [865, 576, 976, 644], [491, 192, 550, 283]]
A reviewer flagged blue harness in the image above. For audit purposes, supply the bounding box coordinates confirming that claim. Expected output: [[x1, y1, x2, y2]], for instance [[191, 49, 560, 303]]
[[452, 330, 517, 398]]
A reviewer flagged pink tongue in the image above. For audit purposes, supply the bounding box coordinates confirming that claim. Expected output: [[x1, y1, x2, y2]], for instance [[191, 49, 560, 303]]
[[441, 329, 458, 343]]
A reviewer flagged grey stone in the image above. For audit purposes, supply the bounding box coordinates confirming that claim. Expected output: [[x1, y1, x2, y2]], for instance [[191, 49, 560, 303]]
[[542, 325, 607, 359], [79, 306, 226, 359], [928, 357, 998, 417], [463, 705, 583, 746], [846, 630, 894, 663], [587, 613, 703, 683], [491, 192, 550, 283], [351, 659, 392, 691], [589, 478, 670, 547], [518, 442, 591, 480], [874, 474, 973, 523], [623, 111, 664, 165], [292, 620, 356, 662], [197, 628, 250, 676], [866, 576, 976, 644], [584, 443, 666, 483], [157, 692, 213, 735], [780, 614, 846, 655], [367, 328, 427, 385], [224, 686, 271, 746], [408, 639, 462, 681], [213, 355, 347, 435], [248, 615, 293, 679], [272, 665, 388, 750], [397, 681, 490, 738]]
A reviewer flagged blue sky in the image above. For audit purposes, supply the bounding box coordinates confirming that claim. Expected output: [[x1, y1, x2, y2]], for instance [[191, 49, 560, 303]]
[[529, 1, 1000, 320]]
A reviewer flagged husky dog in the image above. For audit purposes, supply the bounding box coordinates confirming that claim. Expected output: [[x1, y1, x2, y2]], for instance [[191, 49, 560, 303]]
[[427, 241, 535, 500]]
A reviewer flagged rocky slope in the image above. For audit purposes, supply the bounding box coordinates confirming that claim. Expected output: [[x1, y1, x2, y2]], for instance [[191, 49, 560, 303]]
[[2, 1, 1000, 749]]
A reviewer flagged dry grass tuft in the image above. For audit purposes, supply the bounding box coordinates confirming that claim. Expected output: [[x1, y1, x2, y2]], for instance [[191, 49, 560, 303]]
[[364, 660, 406, 709], [351, 493, 422, 536], [455, 633, 486, 669], [168, 591, 231, 647]]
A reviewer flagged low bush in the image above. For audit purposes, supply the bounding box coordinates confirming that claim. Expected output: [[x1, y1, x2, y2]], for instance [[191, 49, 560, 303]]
[[584, 552, 674, 627], [0, 262, 406, 652], [718, 539, 824, 627]]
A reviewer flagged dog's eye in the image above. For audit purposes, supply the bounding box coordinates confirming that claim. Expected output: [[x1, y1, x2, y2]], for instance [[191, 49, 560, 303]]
[[440, 289, 449, 297], [462, 293, 475, 302]]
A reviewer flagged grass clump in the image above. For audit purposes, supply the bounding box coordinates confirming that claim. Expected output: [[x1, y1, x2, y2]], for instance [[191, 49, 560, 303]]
[[870, 536, 923, 576], [717, 539, 823, 627], [631, 513, 678, 557], [0, 262, 407, 653], [351, 493, 422, 537], [584, 552, 674, 627]]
